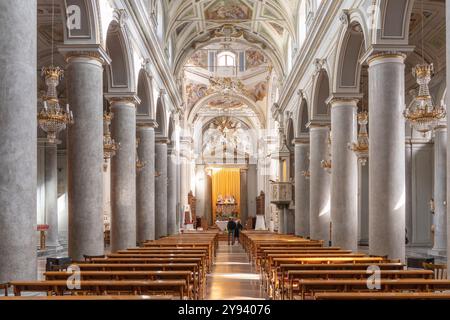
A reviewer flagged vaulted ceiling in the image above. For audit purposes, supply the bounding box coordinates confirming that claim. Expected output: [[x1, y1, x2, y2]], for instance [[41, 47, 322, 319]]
[[166, 0, 298, 78]]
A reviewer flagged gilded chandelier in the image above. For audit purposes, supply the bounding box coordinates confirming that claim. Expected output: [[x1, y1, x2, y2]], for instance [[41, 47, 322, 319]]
[[103, 111, 119, 171], [349, 111, 369, 165], [37, 0, 73, 144], [38, 66, 74, 144], [403, 0, 446, 134], [404, 63, 446, 134]]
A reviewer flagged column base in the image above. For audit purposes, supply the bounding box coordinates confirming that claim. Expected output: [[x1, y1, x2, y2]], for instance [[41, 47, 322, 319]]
[[255, 215, 267, 230], [37, 245, 65, 257], [428, 248, 447, 258]]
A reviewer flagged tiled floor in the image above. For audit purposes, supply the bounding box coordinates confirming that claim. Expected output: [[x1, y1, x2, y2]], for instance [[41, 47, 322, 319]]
[[206, 242, 267, 300]]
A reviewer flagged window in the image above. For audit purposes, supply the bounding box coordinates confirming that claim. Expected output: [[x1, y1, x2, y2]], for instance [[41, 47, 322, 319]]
[[217, 51, 236, 67]]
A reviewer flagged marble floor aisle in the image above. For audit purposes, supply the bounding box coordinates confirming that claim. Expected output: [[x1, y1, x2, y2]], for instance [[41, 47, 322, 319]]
[[205, 242, 267, 300]]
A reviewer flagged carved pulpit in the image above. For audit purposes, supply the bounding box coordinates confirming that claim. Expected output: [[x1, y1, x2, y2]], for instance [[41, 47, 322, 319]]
[[270, 181, 292, 205]]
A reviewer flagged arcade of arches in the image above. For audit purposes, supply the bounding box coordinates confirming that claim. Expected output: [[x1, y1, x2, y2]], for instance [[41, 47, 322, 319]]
[[1, 0, 450, 300]]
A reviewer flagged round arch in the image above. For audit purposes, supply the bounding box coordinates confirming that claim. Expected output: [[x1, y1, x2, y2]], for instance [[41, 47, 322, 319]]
[[310, 68, 331, 120], [136, 69, 155, 119], [295, 98, 310, 137], [155, 96, 167, 137], [104, 20, 136, 93], [187, 92, 266, 128], [333, 19, 366, 94]]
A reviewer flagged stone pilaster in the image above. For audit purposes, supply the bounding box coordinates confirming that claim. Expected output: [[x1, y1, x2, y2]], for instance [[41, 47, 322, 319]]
[[136, 120, 157, 243], [155, 138, 168, 238], [367, 53, 406, 262], [447, 0, 450, 276], [240, 168, 248, 224], [294, 138, 310, 237], [309, 124, 331, 243], [167, 146, 178, 235], [431, 125, 447, 255], [0, 0, 37, 282], [329, 97, 359, 251], [108, 95, 139, 252], [44, 142, 59, 247]]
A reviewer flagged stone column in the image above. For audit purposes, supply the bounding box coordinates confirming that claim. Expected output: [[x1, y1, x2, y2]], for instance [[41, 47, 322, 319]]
[[155, 138, 168, 238], [65, 52, 107, 261], [247, 164, 258, 218], [240, 169, 248, 223], [109, 97, 138, 252], [0, 0, 37, 282], [447, 0, 450, 277], [278, 208, 285, 234], [309, 125, 331, 243], [206, 172, 213, 226], [329, 98, 358, 251], [136, 121, 156, 243], [44, 143, 59, 247], [367, 53, 406, 261], [167, 147, 178, 235], [294, 139, 310, 237], [431, 125, 447, 255], [358, 160, 369, 245]]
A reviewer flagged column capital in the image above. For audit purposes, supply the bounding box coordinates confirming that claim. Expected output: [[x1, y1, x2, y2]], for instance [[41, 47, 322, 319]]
[[293, 137, 310, 145], [59, 44, 112, 65], [38, 137, 61, 147], [360, 44, 414, 65], [156, 136, 170, 144], [307, 120, 330, 129], [180, 136, 193, 144], [105, 93, 141, 108], [326, 93, 362, 107], [434, 124, 448, 131], [137, 119, 158, 129]]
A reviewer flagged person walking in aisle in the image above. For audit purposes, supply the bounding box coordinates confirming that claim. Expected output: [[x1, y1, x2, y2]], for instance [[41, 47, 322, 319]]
[[234, 219, 243, 244], [227, 218, 237, 245]]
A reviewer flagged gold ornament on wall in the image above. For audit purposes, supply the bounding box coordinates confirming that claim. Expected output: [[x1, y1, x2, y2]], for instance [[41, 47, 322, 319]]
[[103, 111, 119, 171]]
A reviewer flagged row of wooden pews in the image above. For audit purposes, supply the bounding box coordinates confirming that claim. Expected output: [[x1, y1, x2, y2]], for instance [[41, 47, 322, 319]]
[[5, 230, 219, 300], [241, 230, 450, 300]]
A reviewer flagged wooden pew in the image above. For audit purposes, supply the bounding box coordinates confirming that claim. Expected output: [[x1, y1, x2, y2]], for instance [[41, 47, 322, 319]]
[[10, 280, 187, 299], [265, 257, 386, 298], [106, 253, 210, 272], [277, 262, 405, 299], [287, 270, 434, 300], [0, 295, 173, 300], [0, 283, 9, 296], [314, 292, 450, 300], [90, 257, 205, 287], [295, 279, 450, 300], [256, 248, 349, 269], [74, 263, 202, 299], [44, 270, 195, 299]]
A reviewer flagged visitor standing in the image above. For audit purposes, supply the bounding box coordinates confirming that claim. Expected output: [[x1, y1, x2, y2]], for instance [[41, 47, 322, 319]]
[[227, 218, 237, 245]]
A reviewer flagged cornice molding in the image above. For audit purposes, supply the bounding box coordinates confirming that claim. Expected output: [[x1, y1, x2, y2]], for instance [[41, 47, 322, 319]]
[[123, 0, 183, 112]]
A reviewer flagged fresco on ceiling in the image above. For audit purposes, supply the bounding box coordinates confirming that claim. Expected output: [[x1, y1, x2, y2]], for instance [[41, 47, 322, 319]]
[[269, 22, 284, 35], [186, 82, 209, 108], [205, 0, 251, 20], [187, 50, 208, 68], [208, 97, 244, 109], [245, 49, 267, 69], [176, 22, 189, 36], [248, 82, 267, 102]]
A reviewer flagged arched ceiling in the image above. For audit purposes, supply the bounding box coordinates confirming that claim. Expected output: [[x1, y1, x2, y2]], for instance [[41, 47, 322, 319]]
[[166, 0, 298, 78]]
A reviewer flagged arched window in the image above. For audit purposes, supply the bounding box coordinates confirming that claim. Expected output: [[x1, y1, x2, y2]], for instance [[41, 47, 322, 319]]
[[217, 51, 236, 67]]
